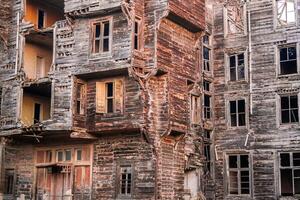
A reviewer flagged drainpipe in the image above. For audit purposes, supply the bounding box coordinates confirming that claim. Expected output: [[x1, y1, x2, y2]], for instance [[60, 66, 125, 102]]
[[15, 12, 20, 75]]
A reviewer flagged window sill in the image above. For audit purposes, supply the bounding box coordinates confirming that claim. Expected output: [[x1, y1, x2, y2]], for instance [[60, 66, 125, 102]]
[[116, 195, 132, 200], [227, 126, 248, 131], [277, 73, 300, 80], [227, 80, 248, 84], [89, 52, 112, 60], [278, 123, 300, 129]]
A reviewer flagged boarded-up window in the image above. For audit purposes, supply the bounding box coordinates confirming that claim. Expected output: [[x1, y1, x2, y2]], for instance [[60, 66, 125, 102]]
[[96, 79, 123, 114], [76, 82, 86, 115], [191, 95, 200, 124], [92, 19, 111, 53], [227, 154, 250, 195], [279, 45, 297, 75], [4, 169, 14, 195], [280, 95, 299, 124], [277, 0, 296, 26], [280, 152, 300, 196]]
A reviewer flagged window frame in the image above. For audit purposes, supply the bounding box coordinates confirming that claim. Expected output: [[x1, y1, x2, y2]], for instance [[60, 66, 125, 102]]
[[190, 94, 201, 125], [223, 3, 247, 37], [0, 86, 2, 116], [277, 44, 300, 77], [91, 17, 113, 55], [75, 81, 86, 115], [278, 152, 300, 196], [274, 0, 298, 28], [37, 8, 46, 29], [4, 169, 15, 196], [105, 82, 115, 113], [202, 34, 212, 73], [133, 18, 143, 51], [279, 94, 299, 125], [226, 153, 252, 196], [227, 98, 248, 129], [228, 53, 246, 82], [117, 163, 134, 198]]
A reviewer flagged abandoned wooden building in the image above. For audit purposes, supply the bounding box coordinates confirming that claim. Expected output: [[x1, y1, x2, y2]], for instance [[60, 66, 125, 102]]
[[0, 0, 300, 199]]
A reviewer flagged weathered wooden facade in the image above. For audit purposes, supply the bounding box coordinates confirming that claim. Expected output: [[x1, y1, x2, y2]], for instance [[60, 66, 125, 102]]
[[0, 0, 208, 199]]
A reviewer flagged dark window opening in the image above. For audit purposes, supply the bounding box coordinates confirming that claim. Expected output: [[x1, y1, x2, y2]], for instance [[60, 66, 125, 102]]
[[93, 20, 110, 53], [229, 99, 246, 127], [4, 169, 14, 195], [228, 155, 250, 195], [203, 129, 212, 175], [76, 83, 85, 115], [106, 82, 114, 113], [280, 46, 297, 75], [203, 80, 210, 92], [134, 21, 140, 50], [120, 166, 132, 196], [280, 152, 300, 196], [229, 53, 245, 81], [281, 95, 298, 124], [38, 9, 45, 29], [204, 94, 211, 119], [203, 47, 210, 71], [34, 103, 41, 124]]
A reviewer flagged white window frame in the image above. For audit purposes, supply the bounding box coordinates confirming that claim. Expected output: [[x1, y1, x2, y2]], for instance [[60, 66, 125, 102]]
[[119, 165, 133, 197], [202, 34, 212, 73], [223, 4, 247, 37], [226, 97, 248, 129], [225, 51, 248, 83], [276, 43, 300, 77], [274, 0, 298, 28], [277, 93, 300, 126]]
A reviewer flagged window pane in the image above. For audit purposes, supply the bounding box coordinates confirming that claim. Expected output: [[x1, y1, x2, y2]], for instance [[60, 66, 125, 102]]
[[230, 56, 236, 68], [238, 100, 245, 113], [238, 113, 246, 126], [94, 40, 100, 53], [134, 21, 139, 34], [280, 48, 287, 61], [77, 149, 82, 161], [238, 54, 244, 65], [57, 151, 63, 162], [65, 150, 71, 161], [107, 99, 114, 113], [204, 95, 210, 107], [203, 35, 209, 45], [291, 109, 299, 122], [231, 114, 237, 127], [280, 153, 291, 167], [281, 60, 297, 74], [295, 178, 300, 194], [281, 96, 290, 109], [95, 24, 101, 38], [238, 65, 245, 80], [229, 171, 238, 194], [281, 169, 293, 196], [290, 96, 298, 109], [229, 156, 238, 168], [106, 82, 114, 97], [288, 47, 297, 60], [204, 47, 210, 60], [230, 67, 236, 81], [282, 110, 290, 123], [103, 38, 109, 52], [230, 101, 237, 114], [293, 153, 300, 166], [240, 155, 249, 168], [103, 22, 110, 36], [241, 171, 250, 194]]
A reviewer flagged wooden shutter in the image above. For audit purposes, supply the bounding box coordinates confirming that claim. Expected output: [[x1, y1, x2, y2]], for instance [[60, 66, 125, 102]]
[[80, 84, 86, 115], [114, 79, 124, 113], [96, 82, 106, 113]]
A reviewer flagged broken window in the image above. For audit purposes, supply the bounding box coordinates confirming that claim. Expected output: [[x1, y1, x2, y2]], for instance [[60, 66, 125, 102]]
[[4, 169, 14, 195], [229, 99, 246, 127], [76, 83, 86, 115], [281, 95, 299, 124], [119, 166, 132, 196], [96, 79, 123, 114], [277, 0, 296, 26], [279, 46, 297, 75], [35, 146, 92, 199], [134, 19, 142, 50], [38, 9, 45, 29], [225, 1, 245, 35], [203, 130, 212, 175], [34, 103, 41, 124], [229, 53, 245, 81], [191, 95, 200, 124], [228, 154, 250, 195], [203, 35, 211, 71], [93, 19, 111, 54], [204, 94, 211, 119], [280, 152, 300, 196]]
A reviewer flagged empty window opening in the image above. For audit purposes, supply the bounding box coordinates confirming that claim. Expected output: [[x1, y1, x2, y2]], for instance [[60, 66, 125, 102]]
[[93, 20, 111, 53], [229, 99, 246, 127], [203, 80, 211, 92], [204, 94, 211, 119], [134, 20, 141, 50], [277, 0, 296, 26], [38, 9, 45, 29], [106, 82, 114, 113], [34, 103, 41, 124], [76, 83, 86, 115], [281, 95, 299, 124], [203, 35, 211, 72], [120, 166, 132, 196], [225, 3, 245, 34], [279, 46, 297, 75], [4, 169, 14, 195], [203, 130, 212, 174], [229, 53, 245, 81], [191, 95, 200, 124], [280, 152, 300, 196], [228, 154, 250, 195]]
